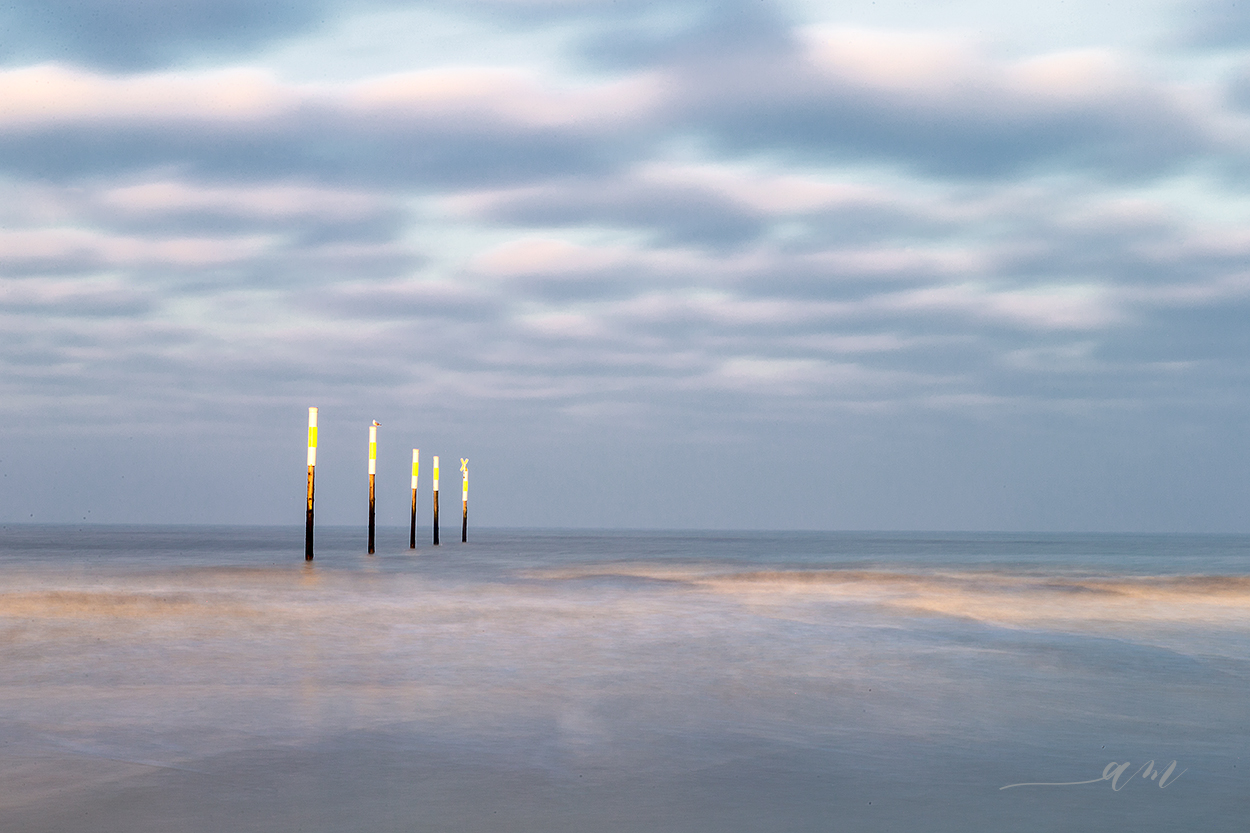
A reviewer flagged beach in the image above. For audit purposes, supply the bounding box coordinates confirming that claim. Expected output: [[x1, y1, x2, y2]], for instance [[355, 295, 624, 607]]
[[1, 526, 1246, 831]]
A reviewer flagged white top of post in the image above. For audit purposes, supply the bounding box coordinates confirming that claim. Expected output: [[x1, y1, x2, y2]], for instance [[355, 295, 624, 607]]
[[307, 407, 318, 467]]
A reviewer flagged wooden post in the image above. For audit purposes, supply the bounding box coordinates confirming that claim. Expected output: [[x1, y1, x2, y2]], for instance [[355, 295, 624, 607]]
[[409, 449, 419, 549], [368, 421, 379, 554], [460, 458, 468, 543], [432, 456, 440, 545], [306, 407, 317, 561]]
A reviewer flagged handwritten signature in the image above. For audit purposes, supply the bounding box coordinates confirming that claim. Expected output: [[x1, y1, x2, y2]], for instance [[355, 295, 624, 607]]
[[1001, 760, 1186, 791]]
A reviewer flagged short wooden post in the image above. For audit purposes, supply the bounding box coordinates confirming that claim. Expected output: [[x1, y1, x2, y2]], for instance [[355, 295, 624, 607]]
[[460, 458, 468, 543], [409, 449, 419, 549], [368, 421, 379, 554], [432, 456, 440, 545], [306, 407, 317, 561]]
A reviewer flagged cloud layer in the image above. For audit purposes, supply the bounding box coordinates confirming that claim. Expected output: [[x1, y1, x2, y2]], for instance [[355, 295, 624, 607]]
[[2, 0, 1250, 528]]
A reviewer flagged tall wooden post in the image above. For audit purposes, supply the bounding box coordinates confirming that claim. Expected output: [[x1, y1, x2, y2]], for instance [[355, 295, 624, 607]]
[[460, 458, 468, 543], [368, 421, 379, 554], [306, 407, 317, 561], [432, 456, 440, 545], [409, 449, 419, 549]]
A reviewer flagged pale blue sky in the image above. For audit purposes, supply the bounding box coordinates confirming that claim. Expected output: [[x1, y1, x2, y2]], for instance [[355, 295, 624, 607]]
[[2, 0, 1249, 530]]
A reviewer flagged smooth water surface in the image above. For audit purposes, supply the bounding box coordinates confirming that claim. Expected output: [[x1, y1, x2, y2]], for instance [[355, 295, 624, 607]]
[[1, 526, 1247, 831]]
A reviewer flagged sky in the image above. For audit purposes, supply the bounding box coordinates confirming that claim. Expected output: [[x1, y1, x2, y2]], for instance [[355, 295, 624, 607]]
[[2, 0, 1250, 531]]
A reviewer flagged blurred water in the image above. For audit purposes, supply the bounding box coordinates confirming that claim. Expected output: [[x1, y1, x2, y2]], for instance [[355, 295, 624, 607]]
[[0, 525, 1247, 832]]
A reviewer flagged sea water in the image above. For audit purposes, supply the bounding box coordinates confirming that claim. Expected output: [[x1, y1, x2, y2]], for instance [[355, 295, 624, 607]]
[[0, 525, 1246, 832]]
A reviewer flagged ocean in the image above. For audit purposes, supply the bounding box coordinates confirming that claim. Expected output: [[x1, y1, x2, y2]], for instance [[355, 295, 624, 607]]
[[0, 525, 1246, 831]]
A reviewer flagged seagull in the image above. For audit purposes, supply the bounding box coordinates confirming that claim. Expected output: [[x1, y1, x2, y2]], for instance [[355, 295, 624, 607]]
[[372, 420, 381, 426]]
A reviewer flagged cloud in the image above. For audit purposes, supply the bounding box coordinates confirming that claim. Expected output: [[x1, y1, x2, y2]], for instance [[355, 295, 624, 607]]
[[451, 175, 767, 249], [0, 0, 345, 70], [446, 162, 949, 249], [661, 30, 1209, 178], [99, 180, 386, 222], [1, 2, 1249, 447], [0, 225, 274, 269], [0, 63, 647, 186], [874, 281, 1122, 331], [0, 275, 150, 317], [309, 278, 501, 320], [0, 0, 719, 73], [0, 176, 422, 292], [546, 1, 1218, 180], [0, 19, 1221, 193], [1181, 0, 1250, 48]]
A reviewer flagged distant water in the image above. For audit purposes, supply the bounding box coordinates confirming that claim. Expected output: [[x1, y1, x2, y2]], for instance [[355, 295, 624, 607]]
[[1, 525, 1247, 832]]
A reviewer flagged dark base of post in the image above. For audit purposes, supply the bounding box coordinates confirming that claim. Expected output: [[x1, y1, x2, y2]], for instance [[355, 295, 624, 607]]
[[305, 465, 315, 561], [410, 490, 417, 549], [433, 492, 440, 545], [368, 474, 376, 554], [462, 504, 467, 543]]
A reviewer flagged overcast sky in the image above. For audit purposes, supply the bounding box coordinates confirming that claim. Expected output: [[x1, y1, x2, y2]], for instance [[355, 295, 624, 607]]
[[2, 0, 1250, 531]]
